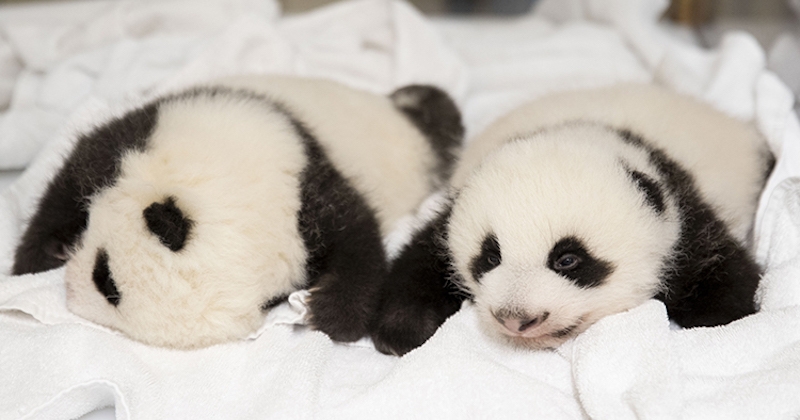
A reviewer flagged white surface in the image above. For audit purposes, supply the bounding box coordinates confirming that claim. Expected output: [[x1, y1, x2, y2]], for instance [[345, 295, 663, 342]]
[[1, 0, 800, 419], [78, 408, 114, 420], [0, 171, 20, 194], [769, 33, 800, 100]]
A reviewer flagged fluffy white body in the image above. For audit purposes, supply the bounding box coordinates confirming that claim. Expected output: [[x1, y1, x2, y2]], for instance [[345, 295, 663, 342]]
[[59, 75, 446, 348], [448, 84, 768, 349]]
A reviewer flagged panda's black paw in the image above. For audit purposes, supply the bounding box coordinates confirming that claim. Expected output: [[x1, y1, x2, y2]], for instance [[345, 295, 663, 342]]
[[306, 275, 372, 343], [369, 304, 445, 356]]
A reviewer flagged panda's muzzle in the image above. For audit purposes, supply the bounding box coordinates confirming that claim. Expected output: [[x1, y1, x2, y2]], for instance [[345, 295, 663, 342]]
[[493, 309, 550, 337]]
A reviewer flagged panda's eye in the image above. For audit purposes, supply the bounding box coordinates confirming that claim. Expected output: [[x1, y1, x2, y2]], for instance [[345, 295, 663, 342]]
[[554, 253, 581, 271], [470, 233, 501, 282], [547, 237, 614, 288]]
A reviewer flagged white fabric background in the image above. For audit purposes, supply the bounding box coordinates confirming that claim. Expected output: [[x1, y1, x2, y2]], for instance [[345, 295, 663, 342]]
[[1, 0, 799, 419]]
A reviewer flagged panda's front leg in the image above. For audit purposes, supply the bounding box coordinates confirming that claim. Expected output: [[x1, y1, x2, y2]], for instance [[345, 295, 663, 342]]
[[369, 209, 466, 356], [302, 205, 387, 343], [304, 245, 385, 343], [657, 233, 761, 328], [298, 163, 387, 343]]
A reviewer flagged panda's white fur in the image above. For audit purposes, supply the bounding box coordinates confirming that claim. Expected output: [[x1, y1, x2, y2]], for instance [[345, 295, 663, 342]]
[[15, 75, 463, 349], [449, 84, 768, 349], [369, 83, 769, 355]]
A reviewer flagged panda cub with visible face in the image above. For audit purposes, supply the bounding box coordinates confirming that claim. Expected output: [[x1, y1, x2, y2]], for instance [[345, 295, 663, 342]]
[[370, 83, 772, 356], [13, 75, 463, 349]]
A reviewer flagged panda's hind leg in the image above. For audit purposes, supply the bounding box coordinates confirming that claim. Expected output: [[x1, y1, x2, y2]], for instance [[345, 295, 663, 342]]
[[390, 85, 463, 184]]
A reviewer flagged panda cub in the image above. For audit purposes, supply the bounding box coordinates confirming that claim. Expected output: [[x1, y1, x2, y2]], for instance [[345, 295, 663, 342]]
[[370, 83, 772, 356], [12, 75, 463, 349]]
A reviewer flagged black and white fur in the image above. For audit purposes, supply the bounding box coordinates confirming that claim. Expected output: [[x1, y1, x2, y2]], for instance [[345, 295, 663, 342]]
[[12, 75, 463, 349], [370, 83, 772, 355]]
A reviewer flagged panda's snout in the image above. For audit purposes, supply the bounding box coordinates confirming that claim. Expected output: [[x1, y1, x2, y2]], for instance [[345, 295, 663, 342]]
[[493, 309, 549, 336]]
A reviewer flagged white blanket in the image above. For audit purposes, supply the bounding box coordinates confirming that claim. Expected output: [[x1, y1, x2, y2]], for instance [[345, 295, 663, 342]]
[[2, 0, 800, 419]]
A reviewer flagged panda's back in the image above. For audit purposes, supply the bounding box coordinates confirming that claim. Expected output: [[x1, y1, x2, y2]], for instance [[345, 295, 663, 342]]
[[453, 84, 770, 242], [215, 75, 438, 235]]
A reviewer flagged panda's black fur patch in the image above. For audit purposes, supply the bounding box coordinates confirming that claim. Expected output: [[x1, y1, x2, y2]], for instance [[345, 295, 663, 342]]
[[616, 128, 762, 327], [143, 196, 192, 252], [390, 85, 464, 184], [546, 236, 613, 288], [470, 232, 502, 282], [12, 103, 159, 275], [92, 249, 120, 306], [369, 207, 466, 356]]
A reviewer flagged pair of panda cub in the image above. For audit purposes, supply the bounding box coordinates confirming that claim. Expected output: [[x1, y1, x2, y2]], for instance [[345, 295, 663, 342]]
[[13, 75, 771, 355]]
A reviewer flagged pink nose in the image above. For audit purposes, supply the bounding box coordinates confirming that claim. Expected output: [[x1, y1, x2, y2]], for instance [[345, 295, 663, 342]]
[[494, 312, 550, 336]]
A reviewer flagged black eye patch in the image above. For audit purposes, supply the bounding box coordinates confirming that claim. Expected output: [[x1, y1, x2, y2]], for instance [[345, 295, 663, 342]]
[[143, 196, 192, 252], [470, 233, 501, 282], [547, 237, 613, 288], [93, 249, 121, 306], [627, 169, 665, 215]]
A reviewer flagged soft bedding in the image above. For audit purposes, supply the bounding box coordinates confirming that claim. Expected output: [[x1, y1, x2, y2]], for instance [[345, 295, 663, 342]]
[[1, 0, 800, 419]]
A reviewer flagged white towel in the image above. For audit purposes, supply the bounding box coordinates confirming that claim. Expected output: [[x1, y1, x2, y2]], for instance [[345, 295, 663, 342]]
[[2, 0, 800, 419]]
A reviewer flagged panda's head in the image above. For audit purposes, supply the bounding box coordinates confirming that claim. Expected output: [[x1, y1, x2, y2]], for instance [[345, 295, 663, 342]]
[[448, 124, 680, 349], [63, 190, 300, 349], [62, 92, 309, 349]]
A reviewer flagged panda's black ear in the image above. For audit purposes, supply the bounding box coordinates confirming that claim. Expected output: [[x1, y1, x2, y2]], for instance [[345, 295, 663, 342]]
[[143, 196, 192, 252]]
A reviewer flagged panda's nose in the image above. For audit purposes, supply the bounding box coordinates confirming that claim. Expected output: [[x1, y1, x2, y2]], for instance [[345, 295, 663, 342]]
[[494, 311, 549, 336]]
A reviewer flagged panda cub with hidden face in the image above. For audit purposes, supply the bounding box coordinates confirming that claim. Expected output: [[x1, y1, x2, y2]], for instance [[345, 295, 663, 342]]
[[12, 75, 463, 349], [369, 83, 773, 356]]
